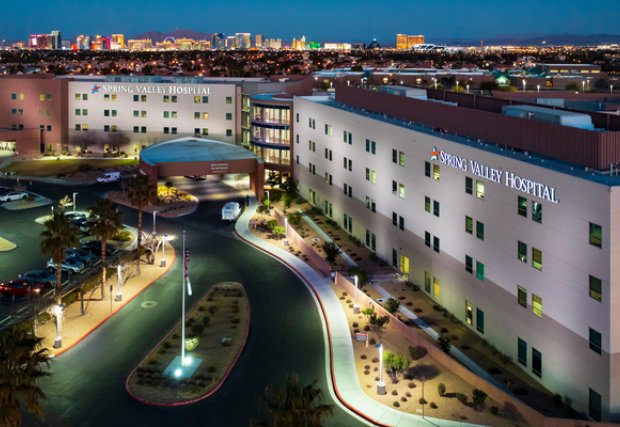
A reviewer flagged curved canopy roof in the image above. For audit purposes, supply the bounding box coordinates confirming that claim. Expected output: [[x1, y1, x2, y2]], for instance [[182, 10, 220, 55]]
[[141, 137, 261, 166]]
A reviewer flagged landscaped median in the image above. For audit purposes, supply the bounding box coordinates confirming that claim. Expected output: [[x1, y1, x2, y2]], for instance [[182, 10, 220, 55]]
[[126, 282, 250, 406]]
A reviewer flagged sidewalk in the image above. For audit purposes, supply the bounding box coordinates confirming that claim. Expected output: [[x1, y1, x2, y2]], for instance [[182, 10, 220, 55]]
[[37, 243, 176, 357], [235, 200, 483, 427]]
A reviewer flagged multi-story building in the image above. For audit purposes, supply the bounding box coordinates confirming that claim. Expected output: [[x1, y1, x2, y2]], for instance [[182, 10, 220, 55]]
[[396, 33, 425, 49], [255, 34, 263, 49], [110, 34, 125, 50], [293, 85, 620, 421], [264, 38, 282, 49], [236, 33, 251, 49]]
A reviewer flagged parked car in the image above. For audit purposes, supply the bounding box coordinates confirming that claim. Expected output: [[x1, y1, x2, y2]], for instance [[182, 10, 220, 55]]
[[46, 257, 85, 274], [0, 191, 28, 202], [80, 240, 117, 257], [66, 248, 97, 265], [221, 202, 242, 221], [65, 212, 88, 223], [96, 171, 121, 183], [79, 218, 99, 234], [0, 186, 11, 195], [0, 279, 44, 298], [19, 269, 56, 287]]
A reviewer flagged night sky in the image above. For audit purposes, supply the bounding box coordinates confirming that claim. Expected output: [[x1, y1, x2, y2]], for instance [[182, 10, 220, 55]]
[[2, 0, 619, 43]]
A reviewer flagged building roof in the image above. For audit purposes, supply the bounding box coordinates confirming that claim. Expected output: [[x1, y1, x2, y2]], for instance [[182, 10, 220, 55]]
[[140, 137, 261, 165]]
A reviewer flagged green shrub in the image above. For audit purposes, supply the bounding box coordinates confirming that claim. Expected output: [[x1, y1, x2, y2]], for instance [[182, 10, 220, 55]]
[[408, 345, 427, 361], [437, 336, 451, 353], [437, 383, 446, 396], [419, 397, 427, 405], [430, 402, 438, 409], [472, 389, 487, 411], [384, 298, 400, 314], [37, 311, 52, 325]]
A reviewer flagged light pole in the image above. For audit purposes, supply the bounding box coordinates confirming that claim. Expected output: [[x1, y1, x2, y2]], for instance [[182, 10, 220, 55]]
[[466, 84, 470, 94], [582, 80, 586, 93], [522, 79, 526, 92], [432, 78, 437, 90], [160, 234, 168, 267], [53, 303, 64, 348], [115, 264, 123, 301], [376, 344, 386, 395], [455, 81, 459, 92], [51, 205, 54, 215], [353, 275, 360, 313], [284, 216, 288, 246], [152, 210, 158, 234], [72, 192, 78, 213], [611, 85, 614, 94], [536, 84, 540, 93], [180, 230, 193, 370]]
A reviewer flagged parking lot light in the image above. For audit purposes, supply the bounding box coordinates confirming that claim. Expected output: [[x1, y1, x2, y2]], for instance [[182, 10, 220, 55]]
[[73, 192, 78, 213], [160, 234, 168, 267], [376, 344, 386, 395], [353, 275, 360, 314], [53, 303, 64, 349]]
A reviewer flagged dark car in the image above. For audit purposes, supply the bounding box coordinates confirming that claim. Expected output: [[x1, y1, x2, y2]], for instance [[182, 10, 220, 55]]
[[80, 240, 116, 257], [0, 279, 44, 298], [65, 212, 88, 222], [19, 269, 56, 287], [66, 248, 97, 265]]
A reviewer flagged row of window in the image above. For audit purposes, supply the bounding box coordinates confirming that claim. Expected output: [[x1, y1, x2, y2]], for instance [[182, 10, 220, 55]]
[[465, 216, 485, 240], [517, 286, 543, 317], [74, 93, 233, 104], [424, 231, 440, 253], [424, 196, 440, 217], [518, 241, 543, 271], [465, 255, 485, 281], [10, 93, 52, 101], [392, 212, 405, 230], [518, 196, 542, 223]]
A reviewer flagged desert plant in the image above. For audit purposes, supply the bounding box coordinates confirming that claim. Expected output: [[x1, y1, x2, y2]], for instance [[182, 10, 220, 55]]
[[408, 345, 428, 361], [322, 241, 341, 266], [437, 383, 446, 396], [437, 336, 451, 353], [383, 351, 409, 383], [384, 297, 400, 314], [472, 389, 487, 411]]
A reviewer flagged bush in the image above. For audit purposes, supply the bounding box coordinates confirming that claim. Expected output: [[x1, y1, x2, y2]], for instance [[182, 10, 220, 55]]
[[112, 230, 133, 242], [37, 311, 52, 325], [393, 401, 400, 407], [457, 393, 467, 404], [472, 389, 487, 411], [202, 316, 210, 326], [437, 336, 451, 353], [408, 345, 428, 361], [419, 397, 427, 405], [163, 341, 171, 350], [430, 402, 438, 409], [208, 306, 218, 315], [384, 298, 400, 314], [437, 383, 446, 396], [408, 382, 416, 389]]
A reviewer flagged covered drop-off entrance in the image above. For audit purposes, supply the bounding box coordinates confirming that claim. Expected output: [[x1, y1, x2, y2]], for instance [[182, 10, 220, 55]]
[[139, 137, 265, 203]]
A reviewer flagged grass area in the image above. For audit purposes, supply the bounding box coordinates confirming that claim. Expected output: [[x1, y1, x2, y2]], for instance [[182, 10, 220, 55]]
[[1, 159, 138, 177], [126, 282, 249, 405]]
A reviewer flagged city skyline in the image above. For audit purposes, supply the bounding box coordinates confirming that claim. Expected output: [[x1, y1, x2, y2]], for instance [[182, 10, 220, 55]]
[[2, 0, 620, 43]]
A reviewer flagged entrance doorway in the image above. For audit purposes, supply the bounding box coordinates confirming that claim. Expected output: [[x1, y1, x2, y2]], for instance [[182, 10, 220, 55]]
[[399, 255, 410, 276]]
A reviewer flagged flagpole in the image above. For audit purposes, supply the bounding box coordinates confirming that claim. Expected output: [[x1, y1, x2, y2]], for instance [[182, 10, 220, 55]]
[[181, 230, 186, 366]]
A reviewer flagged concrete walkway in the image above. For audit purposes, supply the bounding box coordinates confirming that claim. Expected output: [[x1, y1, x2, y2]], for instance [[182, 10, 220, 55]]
[[235, 200, 485, 427]]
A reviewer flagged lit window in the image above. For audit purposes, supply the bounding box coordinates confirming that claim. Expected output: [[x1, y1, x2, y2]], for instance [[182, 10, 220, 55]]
[[202, 128, 209, 136], [532, 248, 542, 271], [202, 112, 209, 120], [589, 275, 602, 302], [532, 294, 542, 317], [398, 151, 405, 166], [433, 277, 440, 300], [532, 201, 542, 223], [226, 96, 232, 104], [465, 301, 473, 325], [398, 183, 405, 199], [465, 216, 473, 234], [104, 94, 110, 101], [163, 95, 170, 103], [476, 180, 485, 199], [589, 223, 602, 248], [425, 196, 431, 213], [194, 96, 201, 104], [111, 94, 117, 101], [432, 164, 440, 180], [476, 261, 484, 281]]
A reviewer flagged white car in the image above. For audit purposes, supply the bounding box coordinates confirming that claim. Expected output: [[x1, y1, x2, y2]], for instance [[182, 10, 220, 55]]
[[221, 202, 242, 221], [0, 191, 28, 202], [96, 171, 121, 183]]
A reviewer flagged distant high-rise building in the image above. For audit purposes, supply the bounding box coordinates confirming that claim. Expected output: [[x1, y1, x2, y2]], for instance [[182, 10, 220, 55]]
[[226, 35, 237, 49], [127, 39, 153, 50], [111, 34, 125, 49], [292, 36, 307, 50], [50, 30, 61, 49], [264, 38, 282, 49], [235, 33, 251, 49], [212, 33, 225, 49], [29, 34, 52, 49], [255, 34, 263, 48], [396, 34, 425, 49], [75, 35, 91, 50]]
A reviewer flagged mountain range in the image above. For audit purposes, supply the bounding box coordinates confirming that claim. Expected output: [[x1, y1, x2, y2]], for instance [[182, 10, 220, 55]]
[[438, 33, 620, 46]]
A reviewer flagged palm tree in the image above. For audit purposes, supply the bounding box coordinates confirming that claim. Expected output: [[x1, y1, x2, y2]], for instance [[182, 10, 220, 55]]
[[40, 210, 80, 298], [253, 373, 334, 427], [0, 326, 51, 427], [89, 199, 123, 299], [370, 313, 390, 344], [125, 173, 155, 275]]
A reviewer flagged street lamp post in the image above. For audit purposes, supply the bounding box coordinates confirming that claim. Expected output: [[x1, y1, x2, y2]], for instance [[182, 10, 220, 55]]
[[582, 81, 586, 92], [455, 81, 459, 92], [611, 85, 614, 94], [53, 303, 64, 349], [160, 234, 168, 267], [72, 192, 78, 213], [466, 84, 470, 94], [537, 84, 540, 93], [115, 264, 123, 301], [152, 210, 158, 234], [51, 205, 54, 215], [353, 275, 360, 313], [522, 79, 526, 92], [432, 78, 437, 90], [376, 344, 386, 395], [180, 230, 193, 370]]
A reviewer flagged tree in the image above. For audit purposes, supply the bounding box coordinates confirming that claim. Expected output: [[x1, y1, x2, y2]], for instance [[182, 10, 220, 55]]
[[361, 307, 374, 327], [40, 210, 80, 297], [0, 326, 51, 427], [384, 297, 400, 314], [125, 173, 155, 274], [472, 389, 488, 411], [281, 178, 298, 197], [253, 373, 334, 427], [89, 200, 123, 299], [369, 313, 390, 343], [383, 351, 409, 383], [321, 241, 341, 267]]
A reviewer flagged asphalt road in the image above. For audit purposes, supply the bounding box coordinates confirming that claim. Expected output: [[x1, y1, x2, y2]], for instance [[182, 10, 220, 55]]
[[13, 177, 366, 427]]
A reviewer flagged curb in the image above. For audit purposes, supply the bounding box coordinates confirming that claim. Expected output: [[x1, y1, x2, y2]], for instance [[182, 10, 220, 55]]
[[125, 283, 251, 407], [234, 230, 389, 427], [51, 246, 178, 358]]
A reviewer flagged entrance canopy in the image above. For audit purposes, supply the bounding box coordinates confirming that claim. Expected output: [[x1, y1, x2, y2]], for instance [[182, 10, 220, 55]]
[[140, 137, 264, 200]]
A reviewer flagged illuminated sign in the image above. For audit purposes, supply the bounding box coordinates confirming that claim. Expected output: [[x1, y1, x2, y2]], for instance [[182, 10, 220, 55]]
[[91, 84, 101, 94], [433, 148, 559, 203], [99, 84, 212, 96]]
